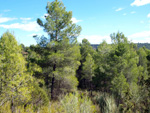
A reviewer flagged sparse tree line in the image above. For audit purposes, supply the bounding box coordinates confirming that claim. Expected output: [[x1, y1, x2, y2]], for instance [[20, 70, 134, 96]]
[[91, 43, 150, 50], [0, 0, 150, 113]]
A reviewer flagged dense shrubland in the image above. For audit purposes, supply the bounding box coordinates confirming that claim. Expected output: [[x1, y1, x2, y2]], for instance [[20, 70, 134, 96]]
[[0, 0, 150, 113]]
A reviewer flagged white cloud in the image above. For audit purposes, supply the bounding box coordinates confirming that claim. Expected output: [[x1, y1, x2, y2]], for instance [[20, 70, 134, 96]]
[[129, 31, 150, 38], [130, 37, 150, 43], [147, 13, 150, 18], [131, 11, 136, 14], [131, 0, 150, 6], [78, 35, 111, 44], [115, 8, 124, 12], [20, 18, 32, 21], [128, 31, 150, 43], [71, 17, 82, 23], [0, 17, 17, 23], [128, 31, 150, 39], [79, 31, 150, 44], [0, 21, 42, 32]]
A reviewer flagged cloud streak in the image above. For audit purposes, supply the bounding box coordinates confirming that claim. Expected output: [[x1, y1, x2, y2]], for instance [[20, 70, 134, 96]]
[[131, 11, 136, 14], [0, 21, 42, 32], [131, 0, 150, 6], [147, 13, 150, 18], [0, 17, 17, 23], [71, 17, 82, 23], [128, 31, 150, 40], [78, 31, 150, 44], [20, 18, 32, 21], [115, 8, 124, 12]]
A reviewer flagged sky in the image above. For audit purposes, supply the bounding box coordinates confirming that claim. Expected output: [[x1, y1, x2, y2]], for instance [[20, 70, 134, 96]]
[[0, 0, 150, 46]]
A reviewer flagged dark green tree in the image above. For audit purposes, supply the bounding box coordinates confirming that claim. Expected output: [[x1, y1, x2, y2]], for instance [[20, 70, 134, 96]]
[[36, 0, 81, 99], [77, 39, 96, 89], [82, 53, 95, 94], [93, 40, 114, 92], [37, 0, 81, 42]]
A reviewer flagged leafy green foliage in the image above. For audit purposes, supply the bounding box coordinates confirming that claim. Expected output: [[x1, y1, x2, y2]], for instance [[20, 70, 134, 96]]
[[82, 54, 95, 81], [45, 38, 81, 98], [30, 82, 49, 108], [0, 32, 33, 107], [37, 0, 81, 42], [35, 0, 82, 100], [60, 92, 96, 113], [95, 93, 117, 113], [0, 0, 150, 112], [77, 39, 96, 89], [93, 32, 150, 112]]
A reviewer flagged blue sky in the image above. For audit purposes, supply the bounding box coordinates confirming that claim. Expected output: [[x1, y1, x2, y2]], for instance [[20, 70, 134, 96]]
[[0, 0, 150, 46]]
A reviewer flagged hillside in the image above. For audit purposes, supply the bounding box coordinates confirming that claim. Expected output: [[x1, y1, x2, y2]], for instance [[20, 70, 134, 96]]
[[91, 43, 150, 49]]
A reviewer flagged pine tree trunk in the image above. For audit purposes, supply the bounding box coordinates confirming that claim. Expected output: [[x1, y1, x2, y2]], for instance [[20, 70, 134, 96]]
[[0, 79, 2, 95], [51, 50, 56, 100], [51, 72, 55, 100], [84, 79, 86, 89], [90, 81, 93, 96], [51, 17, 57, 100], [11, 99, 15, 113], [45, 74, 49, 89]]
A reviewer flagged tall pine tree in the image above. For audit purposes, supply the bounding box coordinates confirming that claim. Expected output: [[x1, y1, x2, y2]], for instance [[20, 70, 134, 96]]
[[36, 0, 81, 99]]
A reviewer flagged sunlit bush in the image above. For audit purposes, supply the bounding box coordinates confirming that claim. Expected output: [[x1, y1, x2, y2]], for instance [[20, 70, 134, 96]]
[[60, 92, 96, 113], [94, 93, 118, 113]]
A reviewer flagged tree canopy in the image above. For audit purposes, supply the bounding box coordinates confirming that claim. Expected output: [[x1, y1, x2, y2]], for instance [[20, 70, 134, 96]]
[[0, 0, 150, 112]]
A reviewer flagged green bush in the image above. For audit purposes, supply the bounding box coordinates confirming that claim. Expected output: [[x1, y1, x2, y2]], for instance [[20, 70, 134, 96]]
[[31, 84, 49, 108], [60, 92, 96, 113], [0, 92, 96, 113], [95, 93, 118, 113]]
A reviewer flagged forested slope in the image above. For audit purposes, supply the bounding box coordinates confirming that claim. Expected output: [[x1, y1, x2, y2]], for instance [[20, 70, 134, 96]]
[[91, 43, 150, 50], [0, 0, 150, 113]]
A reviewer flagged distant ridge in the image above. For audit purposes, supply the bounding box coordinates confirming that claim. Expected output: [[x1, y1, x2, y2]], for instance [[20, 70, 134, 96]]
[[136, 43, 150, 49], [91, 43, 150, 50]]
